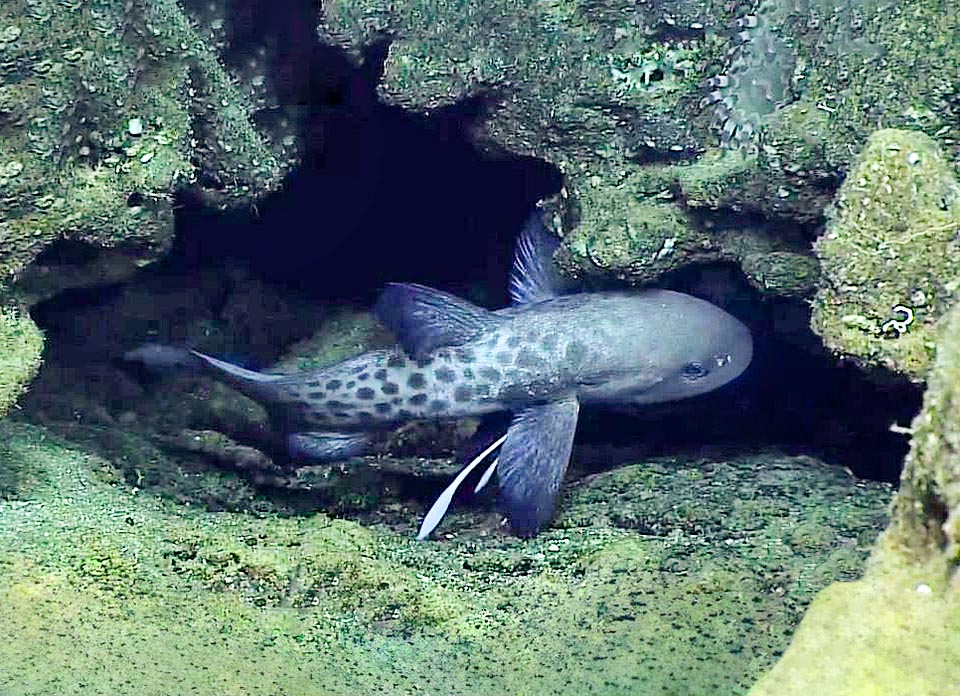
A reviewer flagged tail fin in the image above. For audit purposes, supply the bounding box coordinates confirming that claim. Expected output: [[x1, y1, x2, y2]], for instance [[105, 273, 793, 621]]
[[123, 344, 202, 371], [124, 344, 287, 404]]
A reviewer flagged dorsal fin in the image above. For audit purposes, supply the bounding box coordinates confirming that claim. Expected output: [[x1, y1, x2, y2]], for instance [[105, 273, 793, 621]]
[[509, 211, 563, 306], [374, 283, 503, 360]]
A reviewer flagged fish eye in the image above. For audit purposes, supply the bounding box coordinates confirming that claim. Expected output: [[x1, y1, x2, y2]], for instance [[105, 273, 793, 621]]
[[680, 361, 709, 381]]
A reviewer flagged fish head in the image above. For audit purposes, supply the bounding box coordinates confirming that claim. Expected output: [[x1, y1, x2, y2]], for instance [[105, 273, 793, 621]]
[[627, 292, 753, 405]]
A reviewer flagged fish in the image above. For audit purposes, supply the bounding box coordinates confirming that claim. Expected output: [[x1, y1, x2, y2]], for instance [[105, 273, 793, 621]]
[[125, 212, 753, 539]]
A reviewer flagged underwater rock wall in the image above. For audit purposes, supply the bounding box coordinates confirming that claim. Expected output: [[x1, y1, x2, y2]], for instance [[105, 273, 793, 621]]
[[0, 416, 891, 695], [0, 306, 42, 419], [0, 0, 291, 305], [812, 129, 960, 379], [319, 0, 959, 297], [749, 272, 960, 696]]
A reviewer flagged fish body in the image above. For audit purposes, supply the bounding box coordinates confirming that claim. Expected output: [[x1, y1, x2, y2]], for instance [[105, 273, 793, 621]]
[[129, 213, 753, 537]]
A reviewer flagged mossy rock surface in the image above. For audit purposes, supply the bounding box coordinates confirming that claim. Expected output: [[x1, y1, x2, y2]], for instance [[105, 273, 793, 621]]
[[749, 548, 960, 696], [812, 128, 960, 378], [0, 0, 288, 303], [0, 307, 42, 421], [321, 0, 959, 291], [0, 418, 891, 695]]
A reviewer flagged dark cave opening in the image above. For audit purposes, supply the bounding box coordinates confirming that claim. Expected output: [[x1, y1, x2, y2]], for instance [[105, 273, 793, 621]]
[[26, 1, 921, 501]]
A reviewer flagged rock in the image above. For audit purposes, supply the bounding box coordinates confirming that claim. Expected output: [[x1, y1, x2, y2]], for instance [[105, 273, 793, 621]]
[[811, 129, 960, 379], [0, 306, 42, 419], [750, 295, 960, 695], [0, 0, 291, 304], [0, 419, 891, 694], [319, 0, 959, 292]]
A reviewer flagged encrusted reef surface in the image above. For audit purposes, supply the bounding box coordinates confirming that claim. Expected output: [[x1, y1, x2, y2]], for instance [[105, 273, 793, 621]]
[[812, 128, 960, 379], [0, 0, 297, 418], [750, 283, 960, 696], [0, 414, 889, 695], [0, 306, 42, 419], [0, 0, 292, 304], [320, 0, 958, 294]]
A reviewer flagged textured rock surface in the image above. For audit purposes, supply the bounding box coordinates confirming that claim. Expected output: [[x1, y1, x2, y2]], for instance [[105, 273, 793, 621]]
[[0, 418, 889, 695], [750, 283, 960, 696], [812, 129, 960, 379], [319, 0, 959, 293], [0, 0, 291, 304], [0, 306, 42, 419]]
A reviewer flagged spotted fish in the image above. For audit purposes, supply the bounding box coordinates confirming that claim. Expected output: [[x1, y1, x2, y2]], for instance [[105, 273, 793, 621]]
[[126, 213, 753, 538]]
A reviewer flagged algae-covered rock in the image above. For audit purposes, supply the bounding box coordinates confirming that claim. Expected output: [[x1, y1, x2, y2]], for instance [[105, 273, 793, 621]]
[[750, 288, 960, 696], [811, 129, 960, 379], [0, 306, 42, 420], [320, 0, 959, 291], [747, 552, 960, 696], [0, 0, 289, 303], [0, 415, 891, 695]]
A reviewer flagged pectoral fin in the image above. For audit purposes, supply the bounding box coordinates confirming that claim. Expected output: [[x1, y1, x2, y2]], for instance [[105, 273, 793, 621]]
[[497, 396, 580, 536]]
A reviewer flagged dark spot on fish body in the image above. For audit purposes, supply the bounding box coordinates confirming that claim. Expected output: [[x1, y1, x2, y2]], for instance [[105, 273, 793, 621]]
[[454, 348, 476, 363], [397, 409, 414, 419], [333, 411, 350, 419], [356, 387, 375, 400], [326, 380, 342, 391], [306, 380, 322, 388], [307, 391, 325, 399], [357, 373, 369, 381], [461, 367, 475, 380], [415, 357, 434, 368], [409, 393, 428, 406], [381, 381, 399, 395], [495, 351, 514, 366], [349, 364, 365, 375], [515, 348, 542, 369], [435, 367, 456, 383], [374, 402, 392, 414], [429, 399, 448, 413], [387, 354, 406, 368], [453, 385, 473, 402], [391, 397, 402, 405], [357, 411, 374, 423], [374, 369, 388, 380], [326, 399, 347, 409], [407, 373, 426, 389], [478, 366, 501, 382], [346, 381, 356, 389]]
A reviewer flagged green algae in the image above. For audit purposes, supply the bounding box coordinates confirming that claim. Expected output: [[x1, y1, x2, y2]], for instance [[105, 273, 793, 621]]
[[0, 305, 43, 420], [750, 265, 960, 695], [0, 0, 288, 304], [320, 0, 959, 293], [811, 128, 960, 379], [0, 415, 891, 695], [748, 550, 960, 696]]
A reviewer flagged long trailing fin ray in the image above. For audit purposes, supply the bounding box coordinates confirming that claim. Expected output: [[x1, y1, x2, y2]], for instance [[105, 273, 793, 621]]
[[474, 457, 499, 493], [509, 211, 563, 306], [417, 432, 507, 540], [374, 283, 503, 360], [497, 396, 580, 536]]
